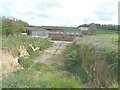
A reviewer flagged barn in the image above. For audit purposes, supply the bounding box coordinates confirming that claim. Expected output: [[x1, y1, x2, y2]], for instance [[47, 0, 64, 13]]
[[41, 26, 64, 32], [26, 26, 80, 41], [78, 23, 97, 35], [26, 26, 64, 37], [26, 26, 49, 37]]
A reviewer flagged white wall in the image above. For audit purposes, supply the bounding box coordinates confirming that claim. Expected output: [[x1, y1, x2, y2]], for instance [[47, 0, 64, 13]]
[[80, 27, 89, 31]]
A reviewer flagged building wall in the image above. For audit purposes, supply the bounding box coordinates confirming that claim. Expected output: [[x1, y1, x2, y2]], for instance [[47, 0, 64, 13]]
[[80, 27, 89, 31], [49, 30, 64, 33], [28, 30, 49, 36], [26, 26, 63, 36], [81, 30, 96, 35]]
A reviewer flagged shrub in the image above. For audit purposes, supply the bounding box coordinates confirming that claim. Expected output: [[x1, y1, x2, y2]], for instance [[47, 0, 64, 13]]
[[2, 70, 31, 88], [105, 51, 118, 64], [18, 58, 35, 68], [27, 46, 38, 58], [63, 42, 88, 83], [64, 50, 82, 69]]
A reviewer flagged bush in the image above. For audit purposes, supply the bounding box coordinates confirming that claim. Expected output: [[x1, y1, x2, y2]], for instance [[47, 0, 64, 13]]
[[2, 70, 31, 88], [63, 43, 88, 83], [64, 50, 82, 69], [105, 51, 118, 64], [18, 58, 35, 68]]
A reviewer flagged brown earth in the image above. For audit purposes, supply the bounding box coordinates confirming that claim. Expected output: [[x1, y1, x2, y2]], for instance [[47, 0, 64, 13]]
[[1, 48, 22, 78]]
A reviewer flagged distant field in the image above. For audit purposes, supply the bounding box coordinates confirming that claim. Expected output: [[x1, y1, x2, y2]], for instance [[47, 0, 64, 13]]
[[96, 29, 117, 34], [63, 27, 118, 35], [63, 27, 79, 32], [96, 29, 118, 42], [82, 29, 118, 48]]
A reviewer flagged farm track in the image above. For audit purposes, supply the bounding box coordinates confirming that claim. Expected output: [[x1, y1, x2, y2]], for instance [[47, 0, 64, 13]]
[[33, 41, 72, 65]]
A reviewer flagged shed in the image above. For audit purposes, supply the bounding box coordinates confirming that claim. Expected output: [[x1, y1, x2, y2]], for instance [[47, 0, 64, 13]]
[[26, 26, 49, 36], [41, 26, 64, 32], [78, 23, 97, 35]]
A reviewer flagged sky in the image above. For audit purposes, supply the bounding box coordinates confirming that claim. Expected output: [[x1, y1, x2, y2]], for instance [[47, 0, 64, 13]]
[[0, 0, 119, 26]]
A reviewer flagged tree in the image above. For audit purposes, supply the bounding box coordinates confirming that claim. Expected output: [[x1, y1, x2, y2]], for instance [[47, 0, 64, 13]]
[[1, 17, 29, 36]]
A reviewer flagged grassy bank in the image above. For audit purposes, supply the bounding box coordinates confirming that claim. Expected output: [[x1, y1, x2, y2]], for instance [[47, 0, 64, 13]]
[[63, 30, 118, 88], [2, 36, 53, 48], [2, 59, 80, 88], [2, 36, 80, 88]]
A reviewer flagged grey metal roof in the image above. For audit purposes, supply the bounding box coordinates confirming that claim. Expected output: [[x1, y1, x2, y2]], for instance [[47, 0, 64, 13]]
[[26, 27, 45, 31], [41, 26, 63, 30], [26, 26, 63, 31]]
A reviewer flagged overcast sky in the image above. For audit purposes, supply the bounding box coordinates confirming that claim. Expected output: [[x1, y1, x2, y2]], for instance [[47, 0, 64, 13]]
[[0, 0, 119, 26]]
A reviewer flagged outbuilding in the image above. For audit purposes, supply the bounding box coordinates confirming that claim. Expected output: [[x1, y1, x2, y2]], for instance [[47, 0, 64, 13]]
[[78, 23, 97, 35], [26, 26, 49, 37], [26, 26, 64, 37]]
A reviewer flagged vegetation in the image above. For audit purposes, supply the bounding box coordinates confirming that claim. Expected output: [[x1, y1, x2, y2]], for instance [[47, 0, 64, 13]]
[[63, 30, 118, 88], [2, 36, 80, 88], [1, 16, 119, 88], [78, 23, 118, 31], [1, 17, 28, 36], [96, 29, 117, 34], [63, 27, 79, 32], [2, 45, 80, 88], [2, 36, 53, 48], [2, 62, 80, 88]]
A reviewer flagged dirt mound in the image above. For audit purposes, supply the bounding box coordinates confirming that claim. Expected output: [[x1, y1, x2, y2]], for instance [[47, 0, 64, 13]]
[[1, 48, 22, 78], [18, 45, 30, 58]]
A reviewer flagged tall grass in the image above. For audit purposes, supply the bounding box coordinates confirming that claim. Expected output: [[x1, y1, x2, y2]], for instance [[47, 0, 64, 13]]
[[2, 58, 80, 88], [2, 36, 80, 88], [2, 36, 53, 48], [63, 38, 118, 87]]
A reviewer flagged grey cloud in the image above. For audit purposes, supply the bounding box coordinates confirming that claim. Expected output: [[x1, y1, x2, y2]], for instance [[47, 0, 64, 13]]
[[94, 1, 117, 21], [33, 0, 63, 11], [20, 0, 63, 20], [82, 18, 95, 23]]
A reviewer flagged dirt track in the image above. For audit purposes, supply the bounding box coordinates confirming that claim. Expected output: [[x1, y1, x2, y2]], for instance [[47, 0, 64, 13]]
[[34, 41, 72, 64]]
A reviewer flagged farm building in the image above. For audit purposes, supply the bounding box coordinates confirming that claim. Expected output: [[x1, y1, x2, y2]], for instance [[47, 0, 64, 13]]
[[26, 25, 80, 41], [78, 23, 97, 35], [41, 26, 64, 32], [26, 26, 49, 37], [26, 26, 64, 37]]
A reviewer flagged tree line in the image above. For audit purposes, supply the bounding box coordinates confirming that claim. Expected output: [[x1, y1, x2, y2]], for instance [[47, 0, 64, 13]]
[[1, 17, 29, 36], [95, 24, 118, 30], [78, 23, 118, 31]]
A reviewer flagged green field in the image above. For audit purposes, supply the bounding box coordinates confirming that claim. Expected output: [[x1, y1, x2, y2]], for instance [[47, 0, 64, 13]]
[[63, 27, 79, 32]]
